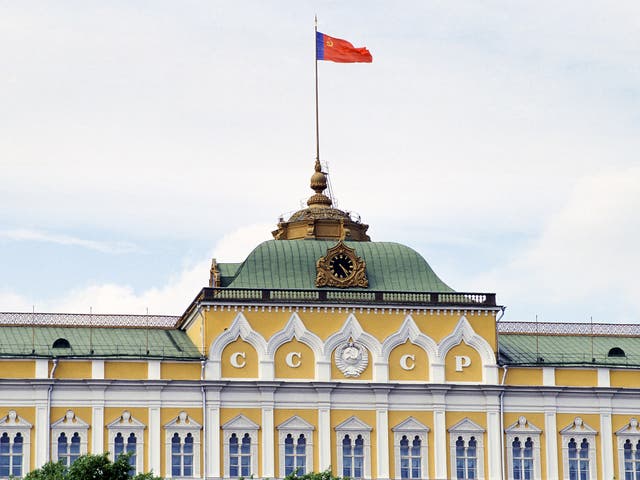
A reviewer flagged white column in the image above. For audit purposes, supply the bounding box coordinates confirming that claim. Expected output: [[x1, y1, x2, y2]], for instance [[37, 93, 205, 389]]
[[208, 403, 221, 479], [92, 406, 104, 453], [92, 360, 104, 379], [315, 385, 334, 471], [261, 387, 276, 479], [35, 403, 49, 467], [375, 388, 390, 480], [432, 392, 448, 479], [600, 398, 614, 480], [148, 406, 161, 475], [544, 405, 558, 479], [542, 367, 556, 386], [148, 360, 161, 380], [486, 406, 502, 480]]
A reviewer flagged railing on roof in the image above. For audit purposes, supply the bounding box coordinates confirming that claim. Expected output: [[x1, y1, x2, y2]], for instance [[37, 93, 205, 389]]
[[500, 351, 640, 367], [197, 287, 496, 307], [0, 312, 179, 328], [498, 321, 640, 337]]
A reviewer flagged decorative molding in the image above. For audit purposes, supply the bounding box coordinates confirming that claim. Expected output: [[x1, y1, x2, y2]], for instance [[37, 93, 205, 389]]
[[164, 411, 202, 479], [277, 416, 314, 476], [559, 417, 598, 480], [266, 312, 323, 357], [107, 411, 145, 474], [449, 417, 485, 480], [323, 313, 382, 361], [316, 241, 368, 288], [505, 416, 542, 480], [335, 341, 369, 377], [0, 410, 32, 478], [222, 415, 260, 479], [437, 316, 497, 383], [335, 416, 373, 480], [335, 416, 373, 432], [50, 410, 89, 464], [276, 415, 315, 432], [381, 315, 438, 361], [392, 417, 429, 480]]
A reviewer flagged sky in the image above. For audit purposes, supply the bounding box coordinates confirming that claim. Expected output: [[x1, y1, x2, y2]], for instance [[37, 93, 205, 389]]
[[1, 1, 639, 323]]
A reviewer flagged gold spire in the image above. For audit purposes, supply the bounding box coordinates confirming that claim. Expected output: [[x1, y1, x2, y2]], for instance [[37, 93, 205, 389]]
[[271, 160, 370, 241], [307, 159, 333, 208]]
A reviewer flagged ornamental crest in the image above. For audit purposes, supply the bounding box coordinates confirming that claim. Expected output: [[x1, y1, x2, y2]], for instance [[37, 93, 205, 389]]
[[316, 241, 368, 288], [335, 341, 368, 377]]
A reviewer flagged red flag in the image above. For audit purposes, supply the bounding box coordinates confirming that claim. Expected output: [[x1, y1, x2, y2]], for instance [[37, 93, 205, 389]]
[[316, 32, 373, 63]]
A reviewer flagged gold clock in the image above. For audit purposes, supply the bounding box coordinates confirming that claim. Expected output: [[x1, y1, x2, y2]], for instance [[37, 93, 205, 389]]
[[316, 241, 368, 288]]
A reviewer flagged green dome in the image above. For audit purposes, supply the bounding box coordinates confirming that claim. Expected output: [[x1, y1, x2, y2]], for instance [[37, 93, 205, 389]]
[[222, 240, 454, 292]]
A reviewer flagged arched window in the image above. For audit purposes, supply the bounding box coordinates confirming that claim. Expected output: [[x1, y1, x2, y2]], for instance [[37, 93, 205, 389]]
[[608, 347, 626, 358], [221, 414, 257, 479], [399, 435, 422, 479], [455, 436, 478, 479], [52, 338, 71, 349], [57, 432, 81, 466], [277, 415, 314, 477], [568, 438, 590, 480], [283, 433, 307, 475], [171, 432, 194, 477], [342, 434, 365, 479], [615, 418, 640, 480], [511, 437, 534, 480], [0, 432, 23, 478], [107, 410, 145, 476]]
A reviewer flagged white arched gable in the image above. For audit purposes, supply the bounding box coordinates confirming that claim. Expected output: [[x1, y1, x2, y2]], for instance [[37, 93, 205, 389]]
[[437, 316, 498, 384], [266, 312, 323, 357], [322, 313, 382, 359], [209, 312, 267, 359], [381, 315, 438, 361], [380, 315, 439, 383], [206, 312, 268, 380]]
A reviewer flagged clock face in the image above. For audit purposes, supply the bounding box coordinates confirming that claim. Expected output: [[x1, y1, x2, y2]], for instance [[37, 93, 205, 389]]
[[329, 253, 355, 279]]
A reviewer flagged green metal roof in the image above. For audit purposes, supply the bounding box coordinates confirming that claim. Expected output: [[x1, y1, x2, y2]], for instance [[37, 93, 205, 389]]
[[499, 334, 640, 366], [0, 326, 202, 359], [221, 240, 454, 292]]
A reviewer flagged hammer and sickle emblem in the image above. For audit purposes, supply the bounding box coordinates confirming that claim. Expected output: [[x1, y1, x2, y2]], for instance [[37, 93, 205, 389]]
[[326, 40, 333, 47]]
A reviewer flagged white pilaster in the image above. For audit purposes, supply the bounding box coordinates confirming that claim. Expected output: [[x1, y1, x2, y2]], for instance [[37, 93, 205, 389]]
[[315, 386, 334, 471], [600, 399, 614, 480], [431, 362, 445, 383], [92, 406, 104, 453], [207, 403, 221, 479], [542, 367, 555, 386], [432, 392, 448, 479], [597, 368, 610, 387], [544, 404, 558, 479], [148, 360, 161, 380], [375, 389, 390, 480], [35, 359, 49, 379], [35, 404, 49, 467], [92, 360, 104, 379], [486, 407, 502, 480], [148, 406, 161, 474], [261, 387, 276, 478]]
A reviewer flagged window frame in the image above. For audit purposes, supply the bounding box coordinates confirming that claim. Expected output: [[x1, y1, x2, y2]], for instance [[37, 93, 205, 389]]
[[164, 411, 202, 479], [50, 410, 89, 466], [107, 410, 145, 475], [335, 416, 372, 480], [615, 418, 640, 480], [392, 417, 430, 480], [448, 418, 485, 480], [221, 414, 259, 479], [559, 417, 597, 480], [0, 410, 32, 479], [276, 415, 314, 477], [504, 416, 542, 480]]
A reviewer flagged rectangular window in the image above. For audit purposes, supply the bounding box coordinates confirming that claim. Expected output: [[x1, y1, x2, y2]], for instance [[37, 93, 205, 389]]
[[399, 435, 422, 479], [455, 436, 477, 479]]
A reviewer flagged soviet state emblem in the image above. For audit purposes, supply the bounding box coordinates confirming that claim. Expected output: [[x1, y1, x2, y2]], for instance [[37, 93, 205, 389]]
[[335, 341, 368, 377]]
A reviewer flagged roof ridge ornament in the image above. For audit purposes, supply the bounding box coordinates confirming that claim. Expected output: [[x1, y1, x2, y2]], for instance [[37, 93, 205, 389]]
[[272, 160, 371, 241]]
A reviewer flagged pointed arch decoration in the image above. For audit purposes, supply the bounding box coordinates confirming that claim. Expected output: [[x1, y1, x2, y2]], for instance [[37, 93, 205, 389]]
[[381, 315, 438, 361], [437, 316, 498, 384], [322, 313, 383, 381], [266, 312, 324, 357], [207, 312, 268, 380]]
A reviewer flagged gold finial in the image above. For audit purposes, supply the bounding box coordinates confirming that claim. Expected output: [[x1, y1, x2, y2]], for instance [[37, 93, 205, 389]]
[[307, 160, 332, 208]]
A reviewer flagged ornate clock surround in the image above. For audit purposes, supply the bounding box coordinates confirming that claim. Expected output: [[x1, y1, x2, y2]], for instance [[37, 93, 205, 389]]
[[316, 241, 368, 288]]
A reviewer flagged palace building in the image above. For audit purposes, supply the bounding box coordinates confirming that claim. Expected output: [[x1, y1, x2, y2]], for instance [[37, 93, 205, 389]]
[[2, 161, 640, 480]]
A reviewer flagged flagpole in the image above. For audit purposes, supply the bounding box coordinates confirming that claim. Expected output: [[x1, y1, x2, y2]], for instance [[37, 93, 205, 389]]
[[314, 15, 320, 163]]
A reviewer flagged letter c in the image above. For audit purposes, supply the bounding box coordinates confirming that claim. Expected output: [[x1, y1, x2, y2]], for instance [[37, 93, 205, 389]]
[[455, 355, 471, 372], [285, 352, 302, 368], [400, 354, 415, 371], [230, 351, 246, 368]]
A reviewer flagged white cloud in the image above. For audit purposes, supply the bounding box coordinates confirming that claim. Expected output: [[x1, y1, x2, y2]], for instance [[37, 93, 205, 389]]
[[474, 166, 640, 322], [16, 223, 273, 315], [0, 228, 141, 254]]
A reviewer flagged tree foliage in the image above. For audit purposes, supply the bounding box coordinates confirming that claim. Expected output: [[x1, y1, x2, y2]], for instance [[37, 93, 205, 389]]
[[284, 468, 345, 480], [23, 453, 161, 480]]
